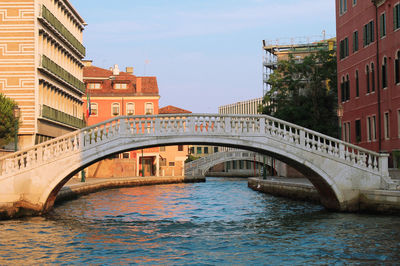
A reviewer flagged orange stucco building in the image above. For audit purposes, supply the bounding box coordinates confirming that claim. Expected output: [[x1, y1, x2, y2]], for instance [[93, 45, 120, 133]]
[[83, 61, 160, 177]]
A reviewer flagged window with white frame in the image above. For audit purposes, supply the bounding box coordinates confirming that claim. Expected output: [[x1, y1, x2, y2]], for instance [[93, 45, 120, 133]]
[[384, 112, 390, 139], [112, 102, 120, 116], [90, 102, 98, 116], [88, 83, 101, 89], [114, 83, 127, 89], [398, 110, 400, 138], [343, 122, 351, 142], [145, 102, 154, 115], [126, 102, 135, 115], [367, 116, 376, 141]]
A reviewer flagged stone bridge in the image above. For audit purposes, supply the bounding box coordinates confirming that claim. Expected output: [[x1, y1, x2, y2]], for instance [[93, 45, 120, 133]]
[[0, 113, 395, 218], [185, 150, 273, 177]]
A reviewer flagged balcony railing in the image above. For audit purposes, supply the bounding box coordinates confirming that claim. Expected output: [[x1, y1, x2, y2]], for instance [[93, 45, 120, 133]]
[[41, 104, 86, 129], [41, 5, 86, 56], [41, 55, 85, 93]]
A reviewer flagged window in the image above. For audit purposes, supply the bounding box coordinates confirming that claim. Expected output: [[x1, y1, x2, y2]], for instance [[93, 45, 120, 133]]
[[160, 158, 166, 166], [196, 147, 202, 154], [380, 13, 386, 38], [395, 51, 400, 84], [345, 74, 350, 100], [353, 0, 356, 5], [355, 119, 361, 143], [214, 147, 219, 153], [178, 145, 184, 151], [160, 146, 166, 151], [112, 103, 120, 116], [398, 110, 400, 138], [366, 65, 370, 93], [394, 3, 400, 31], [353, 31, 359, 52], [384, 112, 390, 139], [355, 70, 359, 97], [382, 57, 388, 88], [204, 147, 209, 154], [340, 0, 347, 14], [145, 102, 154, 115], [343, 122, 351, 142], [340, 37, 349, 59], [90, 102, 98, 116], [169, 162, 175, 166], [88, 83, 101, 89], [363, 21, 374, 46], [371, 63, 375, 92], [114, 83, 127, 89], [341, 75, 350, 102], [341, 76, 345, 102], [189, 147, 194, 154], [367, 116, 376, 141], [122, 152, 130, 159], [126, 102, 135, 115]]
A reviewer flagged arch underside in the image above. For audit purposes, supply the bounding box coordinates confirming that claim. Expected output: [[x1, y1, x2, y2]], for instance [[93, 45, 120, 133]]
[[44, 135, 344, 212]]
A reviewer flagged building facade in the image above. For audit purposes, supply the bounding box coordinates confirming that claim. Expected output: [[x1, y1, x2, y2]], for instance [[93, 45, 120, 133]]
[[158, 105, 192, 176], [0, 0, 86, 150], [83, 61, 160, 177], [336, 0, 400, 167], [218, 98, 263, 115]]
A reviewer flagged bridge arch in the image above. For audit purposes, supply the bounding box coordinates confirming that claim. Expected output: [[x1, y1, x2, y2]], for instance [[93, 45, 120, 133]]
[[0, 114, 392, 217]]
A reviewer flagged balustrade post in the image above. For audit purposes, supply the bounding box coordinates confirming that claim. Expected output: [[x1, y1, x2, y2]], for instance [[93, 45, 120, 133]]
[[299, 130, 305, 147], [379, 153, 389, 177], [259, 118, 265, 134], [339, 143, 345, 159], [225, 117, 231, 133], [119, 118, 127, 135], [155, 118, 160, 135]]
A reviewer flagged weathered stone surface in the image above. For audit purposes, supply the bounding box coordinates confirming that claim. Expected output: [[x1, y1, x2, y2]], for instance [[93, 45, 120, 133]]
[[0, 114, 395, 217]]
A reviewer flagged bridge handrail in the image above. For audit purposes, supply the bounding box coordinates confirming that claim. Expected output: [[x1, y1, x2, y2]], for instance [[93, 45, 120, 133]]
[[0, 113, 389, 177]]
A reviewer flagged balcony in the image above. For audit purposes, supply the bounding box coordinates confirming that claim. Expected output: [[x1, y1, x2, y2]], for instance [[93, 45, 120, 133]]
[[41, 55, 85, 93], [41, 104, 86, 129], [41, 5, 86, 57]]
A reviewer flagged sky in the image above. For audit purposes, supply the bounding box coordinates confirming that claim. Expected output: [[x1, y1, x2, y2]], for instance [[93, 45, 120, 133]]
[[69, 0, 336, 113]]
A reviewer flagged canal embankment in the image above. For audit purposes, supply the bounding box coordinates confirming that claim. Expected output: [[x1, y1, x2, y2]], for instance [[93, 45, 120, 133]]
[[56, 175, 205, 204], [249, 177, 400, 214]]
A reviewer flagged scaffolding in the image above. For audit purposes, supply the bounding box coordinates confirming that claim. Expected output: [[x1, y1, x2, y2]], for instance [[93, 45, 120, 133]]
[[262, 35, 336, 96]]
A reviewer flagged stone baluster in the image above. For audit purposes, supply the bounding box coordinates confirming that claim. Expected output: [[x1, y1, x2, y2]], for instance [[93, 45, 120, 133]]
[[259, 118, 265, 134], [373, 156, 378, 171], [339, 143, 345, 159]]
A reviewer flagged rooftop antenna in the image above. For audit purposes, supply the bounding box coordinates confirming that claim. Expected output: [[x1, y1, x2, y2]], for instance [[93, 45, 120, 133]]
[[322, 30, 326, 40]]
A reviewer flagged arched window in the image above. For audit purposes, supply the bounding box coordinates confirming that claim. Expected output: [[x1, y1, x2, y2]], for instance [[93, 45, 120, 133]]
[[371, 62, 375, 92], [366, 64, 370, 93], [126, 102, 135, 115], [382, 57, 388, 88], [112, 103, 120, 116], [145, 102, 154, 115], [395, 51, 400, 84], [355, 70, 359, 97], [90, 102, 98, 116], [345, 74, 350, 101]]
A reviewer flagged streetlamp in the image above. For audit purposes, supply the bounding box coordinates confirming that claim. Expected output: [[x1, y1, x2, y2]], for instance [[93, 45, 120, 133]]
[[337, 104, 344, 140], [13, 105, 20, 151]]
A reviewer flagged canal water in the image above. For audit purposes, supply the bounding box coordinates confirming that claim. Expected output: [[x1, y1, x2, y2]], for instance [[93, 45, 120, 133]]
[[1, 178, 400, 265]]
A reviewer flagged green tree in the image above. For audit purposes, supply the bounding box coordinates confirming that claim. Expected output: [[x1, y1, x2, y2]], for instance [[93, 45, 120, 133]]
[[260, 50, 338, 137], [0, 94, 19, 148]]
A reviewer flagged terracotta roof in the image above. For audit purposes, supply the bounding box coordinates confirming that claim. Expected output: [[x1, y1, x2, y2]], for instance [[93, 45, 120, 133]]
[[83, 65, 159, 96], [159, 105, 192, 114]]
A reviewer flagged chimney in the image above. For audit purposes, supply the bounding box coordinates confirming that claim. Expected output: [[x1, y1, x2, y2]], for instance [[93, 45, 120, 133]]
[[112, 64, 120, 75], [125, 67, 134, 74], [82, 60, 92, 67]]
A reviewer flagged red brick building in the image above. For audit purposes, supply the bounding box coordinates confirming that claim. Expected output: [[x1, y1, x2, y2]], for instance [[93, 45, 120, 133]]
[[336, 0, 400, 167], [82, 60, 160, 177]]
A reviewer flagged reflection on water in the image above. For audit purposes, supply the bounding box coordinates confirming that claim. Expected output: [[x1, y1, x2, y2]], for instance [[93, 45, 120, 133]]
[[1, 178, 400, 265]]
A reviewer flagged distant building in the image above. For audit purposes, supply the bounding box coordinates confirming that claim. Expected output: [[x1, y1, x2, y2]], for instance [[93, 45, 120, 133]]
[[335, 0, 400, 167], [158, 105, 192, 176], [0, 0, 86, 149], [218, 98, 263, 115], [262, 37, 336, 95], [83, 61, 160, 177]]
